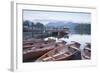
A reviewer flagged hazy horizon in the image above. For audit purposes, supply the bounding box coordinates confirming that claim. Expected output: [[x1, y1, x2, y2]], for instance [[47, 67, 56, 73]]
[[23, 10, 91, 25]]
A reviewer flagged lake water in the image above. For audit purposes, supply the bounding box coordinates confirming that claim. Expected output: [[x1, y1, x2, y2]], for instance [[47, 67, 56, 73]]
[[59, 34, 91, 50], [46, 34, 91, 50]]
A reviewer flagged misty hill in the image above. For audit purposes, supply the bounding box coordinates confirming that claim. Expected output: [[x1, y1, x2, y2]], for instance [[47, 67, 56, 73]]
[[46, 21, 91, 34], [46, 21, 78, 34]]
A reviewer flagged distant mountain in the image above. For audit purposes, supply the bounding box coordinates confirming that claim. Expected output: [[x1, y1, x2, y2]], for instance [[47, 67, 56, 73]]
[[46, 21, 78, 34]]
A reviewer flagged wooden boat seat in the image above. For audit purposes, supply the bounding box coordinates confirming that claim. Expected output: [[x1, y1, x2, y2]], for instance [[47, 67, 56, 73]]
[[69, 45, 80, 51], [84, 47, 91, 51], [63, 53, 70, 57], [53, 53, 62, 57], [42, 52, 65, 61], [82, 54, 90, 59], [54, 54, 69, 60], [43, 56, 52, 61]]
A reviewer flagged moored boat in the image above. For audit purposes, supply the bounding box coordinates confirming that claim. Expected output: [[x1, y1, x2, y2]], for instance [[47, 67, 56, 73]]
[[23, 38, 56, 49], [36, 42, 81, 62], [81, 43, 91, 59], [23, 42, 56, 62]]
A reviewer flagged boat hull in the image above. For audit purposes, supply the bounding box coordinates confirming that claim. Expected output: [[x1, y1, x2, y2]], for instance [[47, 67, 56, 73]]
[[23, 49, 54, 62], [36, 43, 81, 62]]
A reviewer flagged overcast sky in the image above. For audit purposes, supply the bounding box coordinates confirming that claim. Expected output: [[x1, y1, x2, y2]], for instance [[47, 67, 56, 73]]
[[23, 10, 91, 25]]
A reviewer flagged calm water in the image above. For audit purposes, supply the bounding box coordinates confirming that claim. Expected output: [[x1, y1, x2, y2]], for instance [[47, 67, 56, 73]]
[[45, 34, 91, 50], [59, 34, 91, 50]]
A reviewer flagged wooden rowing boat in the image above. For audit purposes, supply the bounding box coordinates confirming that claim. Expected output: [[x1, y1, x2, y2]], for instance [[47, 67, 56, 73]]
[[36, 42, 81, 62], [23, 42, 57, 62], [81, 43, 91, 59], [23, 38, 56, 49]]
